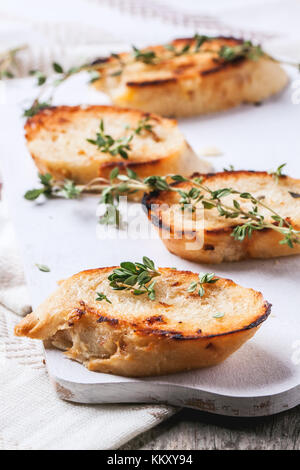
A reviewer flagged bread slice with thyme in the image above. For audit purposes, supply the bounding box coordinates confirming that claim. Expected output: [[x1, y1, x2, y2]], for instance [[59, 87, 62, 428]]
[[91, 36, 288, 117], [143, 171, 300, 263], [24, 105, 211, 184], [15, 261, 271, 377]]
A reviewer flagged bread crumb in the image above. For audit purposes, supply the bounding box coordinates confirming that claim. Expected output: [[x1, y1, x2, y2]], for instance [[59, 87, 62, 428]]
[[198, 146, 223, 157]]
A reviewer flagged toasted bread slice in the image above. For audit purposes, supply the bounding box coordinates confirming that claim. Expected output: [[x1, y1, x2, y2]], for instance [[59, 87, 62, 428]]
[[25, 105, 211, 184], [92, 37, 288, 117], [143, 171, 300, 263], [15, 267, 270, 377]]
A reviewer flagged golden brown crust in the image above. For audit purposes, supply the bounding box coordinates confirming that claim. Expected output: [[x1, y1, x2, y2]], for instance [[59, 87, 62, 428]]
[[25, 105, 211, 184], [14, 267, 270, 376], [25, 105, 167, 141], [16, 268, 268, 339], [143, 171, 300, 263]]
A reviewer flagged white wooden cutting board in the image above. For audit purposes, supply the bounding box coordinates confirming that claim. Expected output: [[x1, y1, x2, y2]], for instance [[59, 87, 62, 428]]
[[1, 70, 299, 417]]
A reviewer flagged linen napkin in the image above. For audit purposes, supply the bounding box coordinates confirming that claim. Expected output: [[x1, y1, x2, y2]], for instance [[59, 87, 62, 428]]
[[0, 200, 32, 316], [0, 338, 174, 450]]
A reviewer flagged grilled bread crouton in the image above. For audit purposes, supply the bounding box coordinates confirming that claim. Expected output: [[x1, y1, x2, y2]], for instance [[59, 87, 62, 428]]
[[25, 105, 211, 184], [143, 171, 300, 263], [92, 37, 288, 117], [15, 267, 270, 377]]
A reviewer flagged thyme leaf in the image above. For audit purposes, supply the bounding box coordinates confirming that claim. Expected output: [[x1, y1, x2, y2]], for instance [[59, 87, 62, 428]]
[[289, 191, 300, 199], [62, 180, 83, 199], [25, 60, 99, 118], [35, 264, 51, 273], [132, 46, 157, 64], [96, 292, 112, 304], [23, 101, 51, 118], [223, 165, 235, 172], [269, 163, 287, 183], [24, 173, 54, 200], [0, 46, 25, 80]]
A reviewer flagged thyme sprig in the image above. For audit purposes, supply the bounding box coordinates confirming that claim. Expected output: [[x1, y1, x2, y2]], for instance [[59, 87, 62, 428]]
[[96, 292, 112, 304], [24, 173, 54, 200], [188, 273, 219, 297], [24, 61, 101, 117], [35, 263, 51, 273], [87, 119, 133, 160], [133, 46, 157, 64], [100, 262, 219, 301], [108, 257, 161, 301], [130, 37, 264, 66], [24, 173, 83, 201], [87, 116, 154, 160], [269, 163, 287, 183], [219, 41, 263, 62], [24, 168, 300, 248], [0, 46, 26, 80], [223, 165, 235, 172], [132, 35, 209, 65]]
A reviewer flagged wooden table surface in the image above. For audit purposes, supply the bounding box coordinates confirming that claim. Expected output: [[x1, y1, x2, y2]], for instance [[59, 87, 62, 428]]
[[121, 406, 299, 450]]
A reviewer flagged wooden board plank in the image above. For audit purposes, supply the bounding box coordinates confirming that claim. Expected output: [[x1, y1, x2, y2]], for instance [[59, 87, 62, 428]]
[[121, 406, 300, 450]]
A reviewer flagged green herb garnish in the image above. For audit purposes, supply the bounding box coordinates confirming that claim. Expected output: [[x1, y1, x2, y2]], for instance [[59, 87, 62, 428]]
[[223, 165, 235, 172], [24, 61, 98, 117], [164, 34, 209, 57], [108, 257, 161, 301], [24, 166, 300, 248], [188, 273, 219, 297], [219, 41, 264, 62], [61, 180, 83, 199], [24, 173, 54, 200], [23, 101, 51, 118], [35, 264, 51, 272], [194, 34, 209, 52], [87, 119, 133, 160], [0, 46, 25, 80], [87, 116, 154, 160], [269, 163, 286, 183], [96, 292, 112, 304], [29, 69, 47, 86], [24, 173, 82, 201], [132, 46, 157, 64]]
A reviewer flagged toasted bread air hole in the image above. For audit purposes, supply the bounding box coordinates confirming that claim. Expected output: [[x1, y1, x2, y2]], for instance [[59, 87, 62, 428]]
[[50, 324, 127, 362]]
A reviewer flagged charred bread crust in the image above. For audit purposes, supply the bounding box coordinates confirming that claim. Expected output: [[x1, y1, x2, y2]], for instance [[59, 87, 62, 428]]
[[143, 171, 300, 263], [15, 267, 271, 377]]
